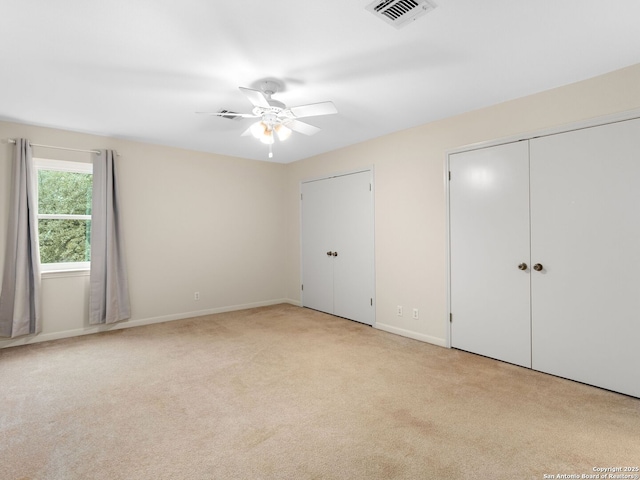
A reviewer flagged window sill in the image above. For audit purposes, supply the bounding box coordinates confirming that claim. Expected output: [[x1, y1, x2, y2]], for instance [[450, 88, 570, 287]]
[[42, 269, 90, 279]]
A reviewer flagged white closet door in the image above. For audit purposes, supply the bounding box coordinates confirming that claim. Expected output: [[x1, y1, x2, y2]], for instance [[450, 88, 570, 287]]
[[301, 178, 334, 315], [530, 118, 640, 398], [301, 170, 375, 325], [333, 171, 374, 325], [450, 142, 532, 367]]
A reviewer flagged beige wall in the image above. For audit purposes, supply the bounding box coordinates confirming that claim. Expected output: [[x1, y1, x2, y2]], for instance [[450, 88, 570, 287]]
[[0, 122, 288, 348], [2, 63, 640, 348], [285, 63, 640, 345]]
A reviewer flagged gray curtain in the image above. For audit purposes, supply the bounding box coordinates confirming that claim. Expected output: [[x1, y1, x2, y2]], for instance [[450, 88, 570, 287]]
[[0, 139, 42, 337], [89, 150, 130, 325]]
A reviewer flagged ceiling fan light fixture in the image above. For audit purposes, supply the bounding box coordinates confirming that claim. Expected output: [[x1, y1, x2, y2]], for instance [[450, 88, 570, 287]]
[[275, 124, 292, 141], [260, 129, 275, 145], [250, 121, 266, 139]]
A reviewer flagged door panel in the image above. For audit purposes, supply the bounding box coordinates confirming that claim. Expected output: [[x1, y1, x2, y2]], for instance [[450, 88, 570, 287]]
[[450, 142, 532, 367], [301, 178, 334, 314], [333, 171, 374, 325], [530, 118, 640, 398]]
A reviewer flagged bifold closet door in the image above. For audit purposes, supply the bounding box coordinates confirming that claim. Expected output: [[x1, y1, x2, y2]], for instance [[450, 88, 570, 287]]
[[301, 170, 374, 326], [530, 118, 640, 398], [449, 141, 532, 368]]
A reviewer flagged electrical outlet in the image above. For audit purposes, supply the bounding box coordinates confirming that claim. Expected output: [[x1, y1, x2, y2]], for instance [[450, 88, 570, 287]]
[[194, 292, 200, 301], [397, 305, 403, 316], [412, 308, 419, 320]]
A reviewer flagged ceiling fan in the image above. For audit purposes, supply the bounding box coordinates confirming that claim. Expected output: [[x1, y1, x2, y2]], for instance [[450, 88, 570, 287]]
[[198, 81, 338, 157]]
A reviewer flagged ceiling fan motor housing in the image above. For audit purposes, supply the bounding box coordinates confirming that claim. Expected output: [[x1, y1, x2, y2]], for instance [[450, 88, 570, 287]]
[[262, 112, 279, 129]]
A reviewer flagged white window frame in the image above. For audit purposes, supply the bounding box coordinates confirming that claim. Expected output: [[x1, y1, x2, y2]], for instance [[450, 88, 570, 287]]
[[34, 158, 93, 273]]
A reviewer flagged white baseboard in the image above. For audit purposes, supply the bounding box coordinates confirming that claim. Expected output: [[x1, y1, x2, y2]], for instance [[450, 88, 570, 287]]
[[375, 322, 447, 347], [1, 301, 445, 350], [0, 298, 297, 349], [283, 298, 302, 307]]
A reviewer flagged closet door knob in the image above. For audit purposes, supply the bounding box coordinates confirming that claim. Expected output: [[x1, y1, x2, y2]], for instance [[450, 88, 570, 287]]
[[326, 251, 333, 256], [332, 252, 338, 257], [533, 263, 543, 271], [518, 263, 528, 271]]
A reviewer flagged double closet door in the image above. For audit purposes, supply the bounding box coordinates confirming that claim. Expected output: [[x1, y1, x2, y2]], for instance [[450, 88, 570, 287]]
[[450, 118, 640, 398], [301, 170, 375, 326]]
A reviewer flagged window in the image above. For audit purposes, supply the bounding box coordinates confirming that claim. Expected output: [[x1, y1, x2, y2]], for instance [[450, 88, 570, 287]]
[[34, 158, 93, 272]]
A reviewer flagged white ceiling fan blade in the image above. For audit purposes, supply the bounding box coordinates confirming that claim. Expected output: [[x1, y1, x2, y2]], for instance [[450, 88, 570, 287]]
[[239, 87, 270, 108], [290, 101, 337, 118], [286, 119, 321, 136], [241, 121, 262, 136], [196, 111, 259, 118]]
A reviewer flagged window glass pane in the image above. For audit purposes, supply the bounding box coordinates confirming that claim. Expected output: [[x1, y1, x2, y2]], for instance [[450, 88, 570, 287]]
[[38, 219, 91, 264], [38, 170, 92, 215]]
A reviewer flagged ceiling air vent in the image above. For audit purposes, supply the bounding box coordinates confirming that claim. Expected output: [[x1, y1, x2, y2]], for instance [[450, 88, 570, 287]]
[[366, 0, 437, 29], [217, 109, 243, 121]]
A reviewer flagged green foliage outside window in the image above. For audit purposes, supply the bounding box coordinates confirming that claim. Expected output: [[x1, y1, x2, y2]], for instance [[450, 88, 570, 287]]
[[37, 170, 92, 264]]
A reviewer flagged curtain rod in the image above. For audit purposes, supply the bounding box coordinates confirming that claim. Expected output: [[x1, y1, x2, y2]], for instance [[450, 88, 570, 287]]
[[7, 138, 120, 156]]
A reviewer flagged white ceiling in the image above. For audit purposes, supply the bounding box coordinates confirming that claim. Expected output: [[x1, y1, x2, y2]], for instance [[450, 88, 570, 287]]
[[2, 1, 640, 164]]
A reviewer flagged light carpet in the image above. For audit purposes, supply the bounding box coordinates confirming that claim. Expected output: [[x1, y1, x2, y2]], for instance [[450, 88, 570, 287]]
[[1, 304, 639, 479]]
